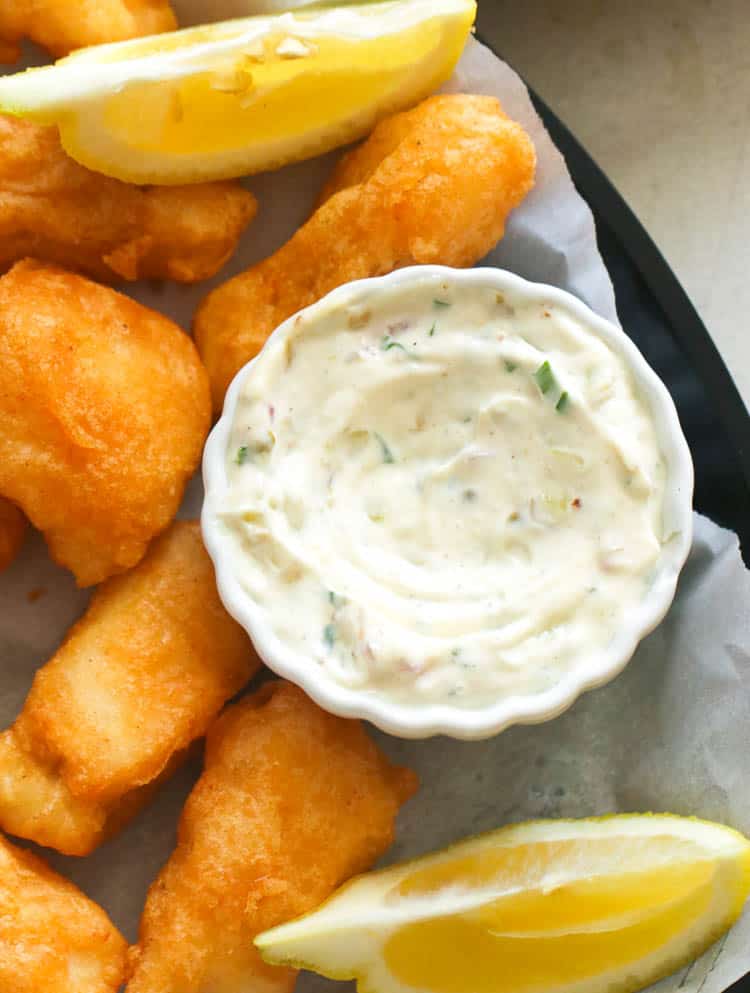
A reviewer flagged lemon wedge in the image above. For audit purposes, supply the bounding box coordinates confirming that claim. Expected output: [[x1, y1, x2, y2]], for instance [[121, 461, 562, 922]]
[[256, 815, 750, 993], [0, 0, 476, 185]]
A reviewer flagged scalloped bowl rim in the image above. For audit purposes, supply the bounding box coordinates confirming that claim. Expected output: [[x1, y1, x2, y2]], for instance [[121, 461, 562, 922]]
[[202, 265, 694, 740]]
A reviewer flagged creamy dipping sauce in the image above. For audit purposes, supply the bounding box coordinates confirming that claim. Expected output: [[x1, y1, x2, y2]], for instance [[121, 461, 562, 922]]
[[217, 274, 668, 708]]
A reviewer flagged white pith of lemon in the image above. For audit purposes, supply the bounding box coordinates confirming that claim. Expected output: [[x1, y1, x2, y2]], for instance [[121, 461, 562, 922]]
[[256, 814, 750, 993], [0, 0, 476, 184]]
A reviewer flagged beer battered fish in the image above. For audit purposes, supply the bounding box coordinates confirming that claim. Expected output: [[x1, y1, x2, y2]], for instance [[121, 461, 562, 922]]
[[126, 681, 417, 993], [0, 261, 210, 586], [0, 0, 176, 62], [0, 831, 128, 993], [0, 497, 25, 572], [195, 93, 536, 410], [0, 522, 260, 856], [0, 116, 257, 283]]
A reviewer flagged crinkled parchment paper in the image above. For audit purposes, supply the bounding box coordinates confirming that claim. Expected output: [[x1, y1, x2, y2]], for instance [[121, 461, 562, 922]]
[[2, 32, 749, 993]]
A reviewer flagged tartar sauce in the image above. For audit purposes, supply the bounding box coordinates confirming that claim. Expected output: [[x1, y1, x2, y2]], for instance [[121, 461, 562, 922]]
[[217, 274, 668, 708]]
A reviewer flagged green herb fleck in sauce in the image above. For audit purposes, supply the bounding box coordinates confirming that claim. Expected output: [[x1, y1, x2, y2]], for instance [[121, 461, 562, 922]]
[[504, 360, 518, 373], [328, 591, 346, 607], [534, 360, 556, 395], [381, 336, 408, 352], [374, 433, 395, 464], [235, 445, 250, 465], [428, 321, 436, 337], [323, 624, 336, 649], [433, 299, 451, 308], [556, 391, 570, 413], [381, 335, 419, 357]]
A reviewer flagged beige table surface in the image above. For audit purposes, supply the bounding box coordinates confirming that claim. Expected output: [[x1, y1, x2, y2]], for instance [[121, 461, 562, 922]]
[[478, 0, 750, 408]]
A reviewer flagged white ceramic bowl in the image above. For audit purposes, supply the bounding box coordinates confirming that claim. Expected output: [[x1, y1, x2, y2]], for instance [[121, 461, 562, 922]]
[[202, 265, 694, 739]]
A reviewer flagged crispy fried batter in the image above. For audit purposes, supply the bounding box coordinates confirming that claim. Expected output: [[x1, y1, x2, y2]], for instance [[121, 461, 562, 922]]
[[0, 521, 260, 856], [0, 0, 176, 62], [0, 261, 210, 586], [0, 725, 109, 854], [195, 94, 536, 410], [315, 101, 427, 205], [126, 681, 418, 993], [0, 115, 257, 283], [0, 831, 128, 992], [0, 496, 25, 572], [0, 723, 171, 856]]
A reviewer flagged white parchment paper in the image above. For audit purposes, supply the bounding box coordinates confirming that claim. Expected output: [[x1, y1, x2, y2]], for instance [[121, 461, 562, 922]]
[[2, 33, 750, 993]]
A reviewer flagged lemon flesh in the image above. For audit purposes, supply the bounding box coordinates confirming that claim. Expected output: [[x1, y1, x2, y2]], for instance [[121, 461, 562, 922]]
[[0, 0, 476, 184], [256, 815, 750, 993]]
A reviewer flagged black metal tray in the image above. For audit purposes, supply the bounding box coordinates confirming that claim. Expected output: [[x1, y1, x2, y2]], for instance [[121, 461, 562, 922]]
[[530, 92, 750, 993]]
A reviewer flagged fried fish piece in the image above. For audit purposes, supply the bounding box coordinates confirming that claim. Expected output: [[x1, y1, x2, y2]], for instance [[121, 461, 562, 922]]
[[0, 0, 176, 62], [0, 496, 25, 572], [126, 681, 418, 993], [0, 831, 128, 993], [0, 521, 260, 856], [0, 261, 210, 586], [0, 116, 257, 283], [0, 722, 163, 856], [195, 93, 536, 410]]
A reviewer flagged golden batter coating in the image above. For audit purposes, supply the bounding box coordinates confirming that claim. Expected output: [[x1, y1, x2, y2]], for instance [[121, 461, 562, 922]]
[[0, 116, 257, 284], [126, 681, 418, 993], [0, 0, 176, 62], [0, 496, 25, 572], [0, 522, 260, 855], [0, 261, 210, 586], [0, 831, 128, 993], [195, 94, 536, 410]]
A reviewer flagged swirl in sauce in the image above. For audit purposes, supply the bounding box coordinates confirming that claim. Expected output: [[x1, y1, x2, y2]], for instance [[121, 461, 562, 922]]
[[217, 276, 667, 708]]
